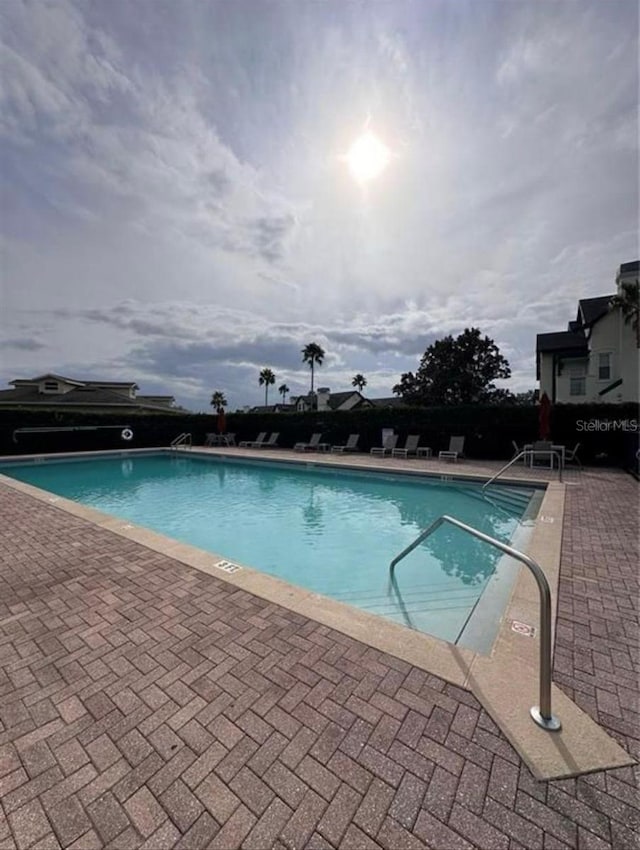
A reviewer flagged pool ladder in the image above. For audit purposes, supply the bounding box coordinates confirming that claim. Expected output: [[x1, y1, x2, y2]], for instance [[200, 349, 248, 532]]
[[170, 432, 192, 450], [390, 515, 561, 732]]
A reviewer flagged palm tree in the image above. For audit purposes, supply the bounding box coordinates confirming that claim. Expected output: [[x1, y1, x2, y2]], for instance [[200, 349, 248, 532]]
[[352, 374, 367, 393], [210, 391, 227, 412], [301, 342, 325, 393], [278, 383, 290, 404], [611, 279, 639, 347], [259, 368, 276, 405]]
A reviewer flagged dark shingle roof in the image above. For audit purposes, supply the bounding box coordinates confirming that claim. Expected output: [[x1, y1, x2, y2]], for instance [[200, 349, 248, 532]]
[[620, 260, 639, 274], [370, 396, 407, 408], [0, 386, 172, 409], [578, 295, 613, 327], [536, 331, 588, 355], [327, 391, 364, 410], [10, 373, 84, 386]]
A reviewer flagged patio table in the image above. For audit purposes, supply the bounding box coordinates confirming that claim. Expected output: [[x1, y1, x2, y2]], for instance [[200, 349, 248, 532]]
[[524, 444, 565, 469]]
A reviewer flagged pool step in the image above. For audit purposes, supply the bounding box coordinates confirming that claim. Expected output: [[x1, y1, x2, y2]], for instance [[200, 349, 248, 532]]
[[466, 484, 536, 517], [480, 485, 535, 516]]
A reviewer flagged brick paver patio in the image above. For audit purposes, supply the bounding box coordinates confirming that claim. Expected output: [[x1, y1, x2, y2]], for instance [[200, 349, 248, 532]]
[[0, 466, 638, 849]]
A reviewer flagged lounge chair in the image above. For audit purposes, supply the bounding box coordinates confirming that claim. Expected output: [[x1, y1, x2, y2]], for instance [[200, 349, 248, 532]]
[[331, 434, 360, 453], [254, 432, 279, 449], [370, 434, 398, 456], [511, 440, 524, 463], [391, 434, 421, 458], [222, 433, 236, 446], [239, 431, 266, 447], [439, 436, 465, 462], [294, 433, 323, 452]]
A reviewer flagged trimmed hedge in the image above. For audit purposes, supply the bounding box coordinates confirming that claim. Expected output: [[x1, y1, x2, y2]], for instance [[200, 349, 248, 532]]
[[0, 403, 637, 467]]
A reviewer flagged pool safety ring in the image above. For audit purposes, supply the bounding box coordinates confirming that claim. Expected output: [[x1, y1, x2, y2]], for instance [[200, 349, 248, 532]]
[[121, 428, 133, 441]]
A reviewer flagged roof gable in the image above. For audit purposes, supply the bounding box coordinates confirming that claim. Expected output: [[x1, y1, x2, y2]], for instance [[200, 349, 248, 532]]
[[577, 295, 614, 328], [327, 391, 362, 409], [10, 373, 85, 387]]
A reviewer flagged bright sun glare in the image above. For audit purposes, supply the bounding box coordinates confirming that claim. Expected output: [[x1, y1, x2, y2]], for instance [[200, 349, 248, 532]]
[[346, 131, 391, 183]]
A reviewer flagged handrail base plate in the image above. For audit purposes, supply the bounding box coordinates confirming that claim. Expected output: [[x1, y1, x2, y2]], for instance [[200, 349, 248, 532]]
[[530, 706, 562, 731]]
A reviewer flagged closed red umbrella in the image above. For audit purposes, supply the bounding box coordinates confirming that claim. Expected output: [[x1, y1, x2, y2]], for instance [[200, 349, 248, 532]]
[[217, 409, 227, 435], [538, 392, 551, 440]]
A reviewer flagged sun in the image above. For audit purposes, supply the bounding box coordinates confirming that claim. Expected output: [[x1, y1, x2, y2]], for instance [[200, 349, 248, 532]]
[[346, 131, 391, 183]]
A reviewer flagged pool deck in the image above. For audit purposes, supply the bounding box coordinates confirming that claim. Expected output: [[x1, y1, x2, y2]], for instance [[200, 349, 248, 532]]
[[0, 451, 638, 849]]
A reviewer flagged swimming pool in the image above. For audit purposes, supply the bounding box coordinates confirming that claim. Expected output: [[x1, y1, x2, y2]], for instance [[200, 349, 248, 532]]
[[1, 452, 540, 650]]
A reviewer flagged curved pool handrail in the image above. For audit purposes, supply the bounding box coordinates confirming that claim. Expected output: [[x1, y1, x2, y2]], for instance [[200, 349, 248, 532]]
[[483, 450, 562, 492], [389, 514, 561, 732]]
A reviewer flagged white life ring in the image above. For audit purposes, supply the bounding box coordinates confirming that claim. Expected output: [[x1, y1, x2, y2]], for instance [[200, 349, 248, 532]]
[[121, 428, 134, 441]]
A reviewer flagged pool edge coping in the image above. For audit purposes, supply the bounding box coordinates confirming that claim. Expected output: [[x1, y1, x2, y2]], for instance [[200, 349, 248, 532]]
[[0, 449, 633, 781]]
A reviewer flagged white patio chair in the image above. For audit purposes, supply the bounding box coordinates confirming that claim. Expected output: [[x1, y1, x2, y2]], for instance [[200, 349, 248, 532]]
[[294, 433, 323, 452], [331, 434, 360, 453], [371, 434, 398, 456], [564, 442, 582, 468], [392, 435, 421, 458], [239, 431, 266, 447], [439, 436, 465, 462]]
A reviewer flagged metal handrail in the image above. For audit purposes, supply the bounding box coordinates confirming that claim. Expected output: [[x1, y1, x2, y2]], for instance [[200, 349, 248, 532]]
[[390, 514, 561, 731], [170, 432, 192, 450], [12, 425, 132, 443], [483, 450, 562, 492]]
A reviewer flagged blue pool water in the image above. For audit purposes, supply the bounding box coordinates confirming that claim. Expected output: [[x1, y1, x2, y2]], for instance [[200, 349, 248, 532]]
[[2, 453, 538, 647]]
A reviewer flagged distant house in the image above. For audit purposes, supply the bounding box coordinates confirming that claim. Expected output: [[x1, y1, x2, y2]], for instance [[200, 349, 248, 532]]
[[249, 387, 408, 414], [0, 374, 184, 411], [247, 403, 295, 414], [369, 396, 408, 409], [536, 261, 639, 404], [289, 387, 374, 413]]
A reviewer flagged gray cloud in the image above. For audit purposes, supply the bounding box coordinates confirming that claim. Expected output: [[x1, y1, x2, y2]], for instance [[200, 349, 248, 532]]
[[1, 0, 637, 409], [0, 337, 47, 351]]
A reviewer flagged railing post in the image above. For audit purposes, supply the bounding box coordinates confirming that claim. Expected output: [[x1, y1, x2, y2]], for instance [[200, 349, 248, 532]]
[[390, 515, 562, 732]]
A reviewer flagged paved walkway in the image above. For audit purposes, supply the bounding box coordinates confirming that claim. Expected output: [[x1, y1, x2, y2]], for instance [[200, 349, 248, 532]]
[[0, 465, 638, 849]]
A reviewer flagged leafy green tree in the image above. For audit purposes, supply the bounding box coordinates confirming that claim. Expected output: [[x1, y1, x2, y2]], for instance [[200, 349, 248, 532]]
[[484, 388, 516, 405], [352, 374, 367, 393], [513, 389, 537, 406], [210, 391, 227, 412], [301, 342, 325, 393], [278, 383, 290, 404], [259, 368, 276, 405], [611, 279, 639, 347], [393, 327, 511, 405]]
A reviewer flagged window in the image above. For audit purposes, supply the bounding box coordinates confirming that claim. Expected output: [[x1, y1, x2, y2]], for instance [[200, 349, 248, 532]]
[[43, 381, 59, 392], [598, 353, 611, 381], [570, 377, 586, 396]]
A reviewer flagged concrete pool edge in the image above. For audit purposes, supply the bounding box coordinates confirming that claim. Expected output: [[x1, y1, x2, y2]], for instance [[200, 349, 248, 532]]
[[0, 452, 633, 781]]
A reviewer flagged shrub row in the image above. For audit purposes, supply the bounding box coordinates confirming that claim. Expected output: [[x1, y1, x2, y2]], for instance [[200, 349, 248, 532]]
[[0, 403, 637, 467]]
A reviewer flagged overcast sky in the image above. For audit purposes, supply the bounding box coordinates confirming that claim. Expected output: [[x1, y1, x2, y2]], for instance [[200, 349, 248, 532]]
[[1, 0, 638, 411]]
